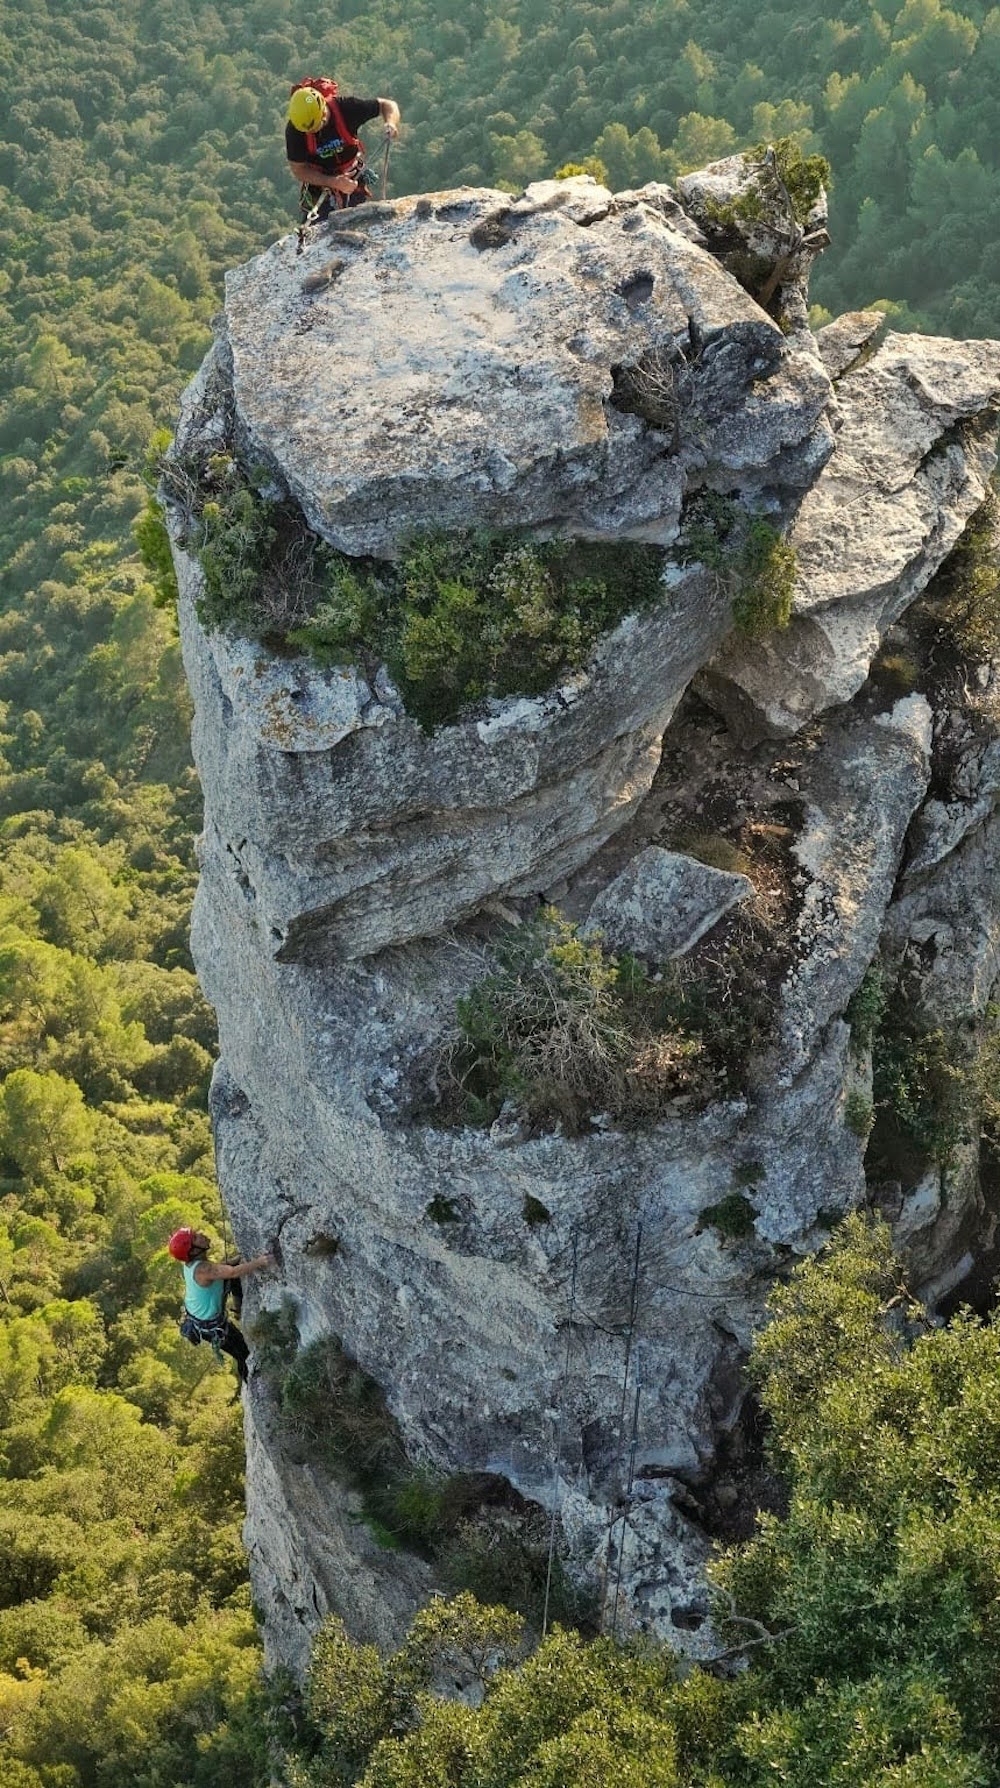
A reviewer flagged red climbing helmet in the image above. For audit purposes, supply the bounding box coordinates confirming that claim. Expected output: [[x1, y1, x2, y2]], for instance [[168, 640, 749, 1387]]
[[167, 1227, 197, 1262]]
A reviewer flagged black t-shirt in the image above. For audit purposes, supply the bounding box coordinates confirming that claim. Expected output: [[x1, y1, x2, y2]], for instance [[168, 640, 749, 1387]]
[[285, 95, 381, 170]]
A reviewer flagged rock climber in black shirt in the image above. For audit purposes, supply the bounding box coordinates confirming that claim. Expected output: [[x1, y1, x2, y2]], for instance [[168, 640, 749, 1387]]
[[285, 79, 401, 213]]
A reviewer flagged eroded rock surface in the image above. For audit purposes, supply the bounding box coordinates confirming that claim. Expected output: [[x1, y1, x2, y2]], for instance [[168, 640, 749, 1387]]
[[778, 695, 932, 1077], [699, 333, 1000, 740], [176, 553, 732, 961], [218, 175, 832, 559], [173, 158, 1000, 1670], [583, 845, 752, 959]]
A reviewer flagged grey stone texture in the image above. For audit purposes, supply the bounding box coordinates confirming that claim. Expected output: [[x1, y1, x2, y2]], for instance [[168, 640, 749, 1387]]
[[815, 308, 886, 379], [171, 157, 1000, 1669], [583, 846, 753, 960], [698, 332, 1000, 741], [218, 174, 833, 560]]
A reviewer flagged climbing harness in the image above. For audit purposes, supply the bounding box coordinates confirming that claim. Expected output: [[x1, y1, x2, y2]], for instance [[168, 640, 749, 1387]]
[[294, 127, 394, 255], [179, 1307, 228, 1363], [295, 168, 370, 255]]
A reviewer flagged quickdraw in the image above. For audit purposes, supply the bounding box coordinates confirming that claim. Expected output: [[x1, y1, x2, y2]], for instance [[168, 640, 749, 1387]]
[[296, 162, 367, 256]]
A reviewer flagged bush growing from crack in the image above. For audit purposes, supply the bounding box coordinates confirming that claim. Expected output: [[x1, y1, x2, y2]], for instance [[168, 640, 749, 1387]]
[[676, 499, 796, 637], [438, 903, 782, 1133], [846, 963, 887, 1058], [754, 137, 829, 226], [920, 490, 1000, 671], [843, 1088, 875, 1139], [697, 1191, 757, 1240], [675, 491, 739, 570], [165, 449, 336, 635], [730, 518, 797, 635], [170, 441, 666, 729], [651, 911, 781, 1093], [293, 529, 666, 729], [870, 997, 971, 1176], [701, 137, 830, 234], [441, 910, 707, 1134]]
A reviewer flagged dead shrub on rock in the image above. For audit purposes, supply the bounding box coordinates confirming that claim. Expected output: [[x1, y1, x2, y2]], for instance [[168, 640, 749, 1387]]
[[439, 910, 708, 1134]]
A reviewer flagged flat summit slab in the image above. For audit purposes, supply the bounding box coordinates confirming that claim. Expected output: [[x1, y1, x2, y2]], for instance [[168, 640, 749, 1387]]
[[221, 177, 832, 558]]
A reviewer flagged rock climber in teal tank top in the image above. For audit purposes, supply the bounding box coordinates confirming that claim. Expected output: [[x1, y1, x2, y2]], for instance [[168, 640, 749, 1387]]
[[168, 1226, 275, 1387]]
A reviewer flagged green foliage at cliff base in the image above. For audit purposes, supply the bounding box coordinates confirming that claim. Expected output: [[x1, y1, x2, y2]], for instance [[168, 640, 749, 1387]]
[[277, 1217, 1000, 1788]]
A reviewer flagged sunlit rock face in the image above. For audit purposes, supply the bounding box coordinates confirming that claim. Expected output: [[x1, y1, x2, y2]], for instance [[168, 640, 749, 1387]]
[[698, 330, 1000, 741], [219, 176, 833, 559], [172, 157, 1000, 1674]]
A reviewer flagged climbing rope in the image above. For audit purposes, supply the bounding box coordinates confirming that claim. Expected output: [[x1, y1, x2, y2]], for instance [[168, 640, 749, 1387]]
[[600, 1221, 644, 1633], [379, 126, 393, 200], [216, 1178, 233, 1262], [610, 1358, 643, 1639], [542, 1228, 579, 1637]]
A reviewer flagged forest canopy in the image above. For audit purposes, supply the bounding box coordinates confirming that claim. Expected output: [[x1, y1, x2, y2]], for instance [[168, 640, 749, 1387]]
[[5, 0, 1000, 1780]]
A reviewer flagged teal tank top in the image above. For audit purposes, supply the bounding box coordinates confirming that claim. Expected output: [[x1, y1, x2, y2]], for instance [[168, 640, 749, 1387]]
[[182, 1259, 225, 1322]]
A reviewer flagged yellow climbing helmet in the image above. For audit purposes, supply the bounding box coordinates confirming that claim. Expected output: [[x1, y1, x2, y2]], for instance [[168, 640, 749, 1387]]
[[288, 87, 326, 132]]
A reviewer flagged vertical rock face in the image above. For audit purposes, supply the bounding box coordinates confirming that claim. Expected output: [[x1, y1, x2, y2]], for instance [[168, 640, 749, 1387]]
[[172, 159, 1000, 1676]]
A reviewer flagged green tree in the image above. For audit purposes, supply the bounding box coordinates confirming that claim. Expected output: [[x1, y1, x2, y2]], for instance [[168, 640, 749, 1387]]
[[669, 113, 738, 175], [0, 1070, 95, 1183]]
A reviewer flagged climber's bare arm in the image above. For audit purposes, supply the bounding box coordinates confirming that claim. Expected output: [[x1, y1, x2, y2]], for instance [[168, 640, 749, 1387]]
[[194, 1253, 274, 1284]]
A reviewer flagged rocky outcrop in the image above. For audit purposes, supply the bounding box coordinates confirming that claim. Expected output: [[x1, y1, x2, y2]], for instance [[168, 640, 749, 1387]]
[[698, 333, 1000, 740], [172, 155, 1000, 1672], [219, 177, 833, 560], [583, 846, 753, 960], [777, 695, 932, 1078], [676, 147, 830, 342], [175, 544, 732, 962]]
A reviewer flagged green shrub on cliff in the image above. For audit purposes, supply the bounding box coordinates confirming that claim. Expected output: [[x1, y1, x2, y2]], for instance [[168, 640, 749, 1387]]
[[249, 1311, 579, 1620], [277, 1217, 999, 1788], [729, 519, 797, 635], [676, 499, 797, 637], [297, 529, 666, 728], [438, 901, 782, 1133], [176, 446, 665, 728], [867, 986, 973, 1178], [441, 910, 707, 1133]]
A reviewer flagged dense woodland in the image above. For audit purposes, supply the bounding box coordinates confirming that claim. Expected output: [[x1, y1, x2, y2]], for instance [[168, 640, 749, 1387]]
[[4, 0, 1000, 1780]]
